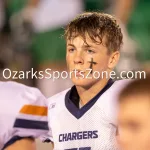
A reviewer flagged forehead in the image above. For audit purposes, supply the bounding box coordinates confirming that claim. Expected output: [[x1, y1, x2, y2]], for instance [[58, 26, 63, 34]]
[[67, 34, 106, 48], [119, 95, 150, 119]]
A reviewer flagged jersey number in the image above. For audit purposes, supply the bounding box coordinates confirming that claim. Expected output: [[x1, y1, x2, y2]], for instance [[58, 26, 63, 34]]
[[66, 147, 91, 150]]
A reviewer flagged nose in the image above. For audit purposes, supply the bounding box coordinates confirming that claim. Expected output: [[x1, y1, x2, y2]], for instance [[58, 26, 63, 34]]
[[117, 135, 127, 150], [117, 129, 130, 150], [74, 51, 84, 65]]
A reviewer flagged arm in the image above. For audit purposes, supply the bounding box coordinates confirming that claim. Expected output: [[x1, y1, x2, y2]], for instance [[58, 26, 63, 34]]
[[114, 0, 135, 25], [5, 138, 36, 150], [27, 0, 39, 7], [21, 0, 40, 22]]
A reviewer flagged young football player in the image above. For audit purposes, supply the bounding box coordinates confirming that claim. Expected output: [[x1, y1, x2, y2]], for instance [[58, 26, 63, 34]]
[[46, 12, 131, 149], [0, 81, 48, 150], [117, 74, 150, 150]]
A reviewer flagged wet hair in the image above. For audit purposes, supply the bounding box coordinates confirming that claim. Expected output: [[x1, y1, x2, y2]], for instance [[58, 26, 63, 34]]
[[65, 12, 123, 53], [119, 74, 150, 102]]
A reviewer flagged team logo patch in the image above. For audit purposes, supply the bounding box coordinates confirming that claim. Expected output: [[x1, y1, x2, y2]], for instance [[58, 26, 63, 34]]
[[49, 103, 56, 109]]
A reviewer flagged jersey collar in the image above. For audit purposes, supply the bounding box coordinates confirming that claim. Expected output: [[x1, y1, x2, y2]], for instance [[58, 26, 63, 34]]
[[65, 79, 114, 119]]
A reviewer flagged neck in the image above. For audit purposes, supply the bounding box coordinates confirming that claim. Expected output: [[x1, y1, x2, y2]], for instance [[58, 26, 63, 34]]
[[76, 78, 110, 106]]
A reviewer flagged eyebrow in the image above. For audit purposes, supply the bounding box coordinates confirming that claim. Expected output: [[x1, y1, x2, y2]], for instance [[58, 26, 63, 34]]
[[67, 44, 76, 47], [67, 43, 95, 49], [82, 44, 91, 48]]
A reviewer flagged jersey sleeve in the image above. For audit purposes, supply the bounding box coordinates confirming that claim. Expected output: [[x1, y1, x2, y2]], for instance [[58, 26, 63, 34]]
[[0, 82, 49, 149], [13, 87, 49, 137]]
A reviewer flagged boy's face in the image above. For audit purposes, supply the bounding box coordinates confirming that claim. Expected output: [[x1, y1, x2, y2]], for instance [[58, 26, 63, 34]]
[[66, 35, 118, 87], [117, 95, 150, 150]]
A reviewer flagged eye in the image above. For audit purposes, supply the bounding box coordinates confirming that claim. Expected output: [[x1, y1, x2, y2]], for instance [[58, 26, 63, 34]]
[[128, 122, 140, 132], [68, 48, 75, 53], [87, 49, 95, 54]]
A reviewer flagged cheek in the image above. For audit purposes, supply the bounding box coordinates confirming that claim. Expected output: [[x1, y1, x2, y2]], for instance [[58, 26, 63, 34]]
[[127, 126, 150, 148], [94, 56, 109, 71], [66, 52, 70, 60], [136, 135, 150, 150], [139, 127, 150, 142], [66, 53, 73, 65]]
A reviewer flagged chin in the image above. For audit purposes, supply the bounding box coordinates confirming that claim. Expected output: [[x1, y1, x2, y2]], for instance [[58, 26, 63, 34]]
[[72, 78, 98, 88]]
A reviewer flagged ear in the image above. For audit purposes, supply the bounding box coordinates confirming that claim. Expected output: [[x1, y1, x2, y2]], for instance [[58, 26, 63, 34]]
[[108, 51, 120, 69]]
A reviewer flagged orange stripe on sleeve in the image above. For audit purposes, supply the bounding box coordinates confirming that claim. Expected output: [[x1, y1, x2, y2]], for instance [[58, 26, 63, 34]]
[[19, 105, 48, 116]]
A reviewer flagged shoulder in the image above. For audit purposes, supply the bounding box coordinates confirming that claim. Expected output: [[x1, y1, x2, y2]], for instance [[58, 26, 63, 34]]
[[0, 81, 43, 97], [97, 79, 133, 124], [102, 79, 132, 97], [98, 79, 132, 102], [0, 81, 47, 124], [112, 79, 132, 89], [47, 88, 71, 121], [47, 88, 71, 105]]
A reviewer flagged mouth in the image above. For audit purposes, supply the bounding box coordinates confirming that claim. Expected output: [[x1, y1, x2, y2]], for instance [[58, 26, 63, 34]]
[[72, 69, 85, 77], [72, 69, 85, 73]]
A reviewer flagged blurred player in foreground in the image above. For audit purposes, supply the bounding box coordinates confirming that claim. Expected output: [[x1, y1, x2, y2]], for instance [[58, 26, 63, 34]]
[[117, 74, 150, 150], [46, 12, 130, 149], [0, 81, 48, 150]]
